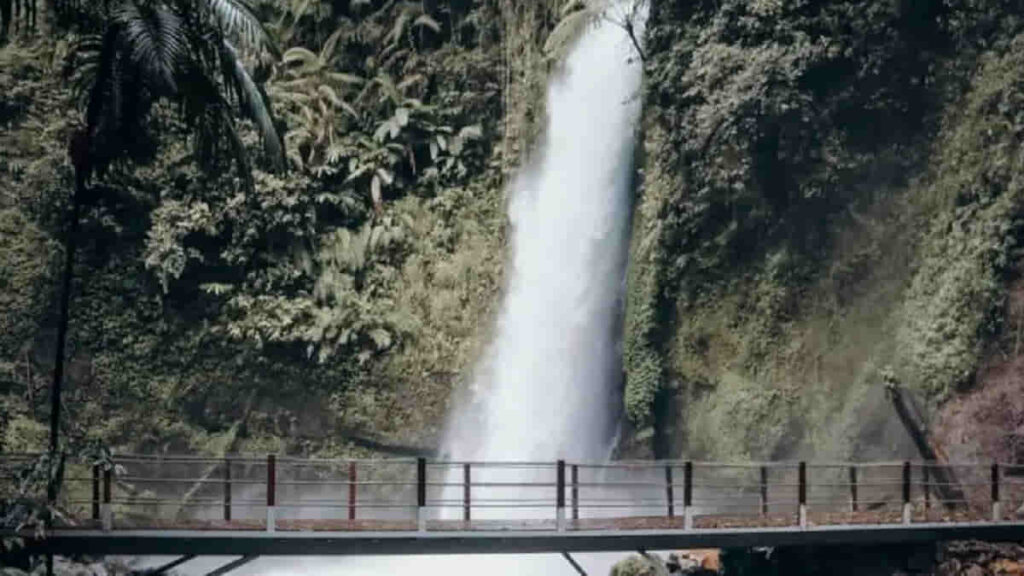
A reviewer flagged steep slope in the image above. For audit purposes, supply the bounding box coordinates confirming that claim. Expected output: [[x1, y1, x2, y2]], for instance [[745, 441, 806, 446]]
[[624, 0, 1024, 461]]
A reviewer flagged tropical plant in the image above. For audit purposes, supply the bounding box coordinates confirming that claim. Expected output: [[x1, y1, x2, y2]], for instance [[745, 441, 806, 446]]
[[66, 0, 286, 193], [272, 25, 364, 171]]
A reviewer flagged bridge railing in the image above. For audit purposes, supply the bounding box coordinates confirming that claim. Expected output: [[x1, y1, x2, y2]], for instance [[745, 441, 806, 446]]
[[2, 454, 1021, 532]]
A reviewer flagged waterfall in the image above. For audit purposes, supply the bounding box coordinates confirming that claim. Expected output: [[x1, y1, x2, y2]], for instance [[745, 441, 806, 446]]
[[442, 3, 643, 468], [144, 4, 646, 575], [272, 5, 644, 575]]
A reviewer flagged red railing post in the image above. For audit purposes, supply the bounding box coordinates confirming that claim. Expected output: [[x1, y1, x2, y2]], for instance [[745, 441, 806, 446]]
[[267, 454, 276, 532], [665, 465, 675, 518], [348, 461, 357, 521], [923, 464, 930, 511], [463, 463, 471, 522], [902, 461, 911, 525], [223, 458, 231, 522], [571, 464, 579, 521], [91, 464, 100, 521], [798, 462, 807, 528], [759, 466, 768, 517], [102, 465, 112, 531], [992, 462, 1001, 521], [416, 457, 426, 531], [556, 460, 566, 531], [849, 465, 858, 513], [683, 461, 693, 529]]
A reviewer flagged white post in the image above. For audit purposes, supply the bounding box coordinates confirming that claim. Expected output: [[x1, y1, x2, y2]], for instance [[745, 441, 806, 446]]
[[799, 504, 807, 529], [993, 501, 1002, 522], [557, 507, 566, 532], [902, 502, 911, 525], [266, 506, 276, 533], [417, 506, 426, 532], [683, 507, 693, 530]]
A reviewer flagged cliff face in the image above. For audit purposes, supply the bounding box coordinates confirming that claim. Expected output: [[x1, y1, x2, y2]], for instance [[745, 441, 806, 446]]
[[623, 0, 1024, 462]]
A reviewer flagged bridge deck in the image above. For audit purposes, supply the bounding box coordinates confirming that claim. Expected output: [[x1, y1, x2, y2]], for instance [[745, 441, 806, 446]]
[[23, 522, 1024, 556], [4, 454, 1024, 555]]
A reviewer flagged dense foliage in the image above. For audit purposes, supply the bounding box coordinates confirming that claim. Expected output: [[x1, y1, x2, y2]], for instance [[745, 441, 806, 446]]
[[0, 0, 573, 457], [623, 0, 1024, 460]]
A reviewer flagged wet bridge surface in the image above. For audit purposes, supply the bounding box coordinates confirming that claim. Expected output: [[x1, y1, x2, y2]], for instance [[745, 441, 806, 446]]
[[5, 454, 1024, 555]]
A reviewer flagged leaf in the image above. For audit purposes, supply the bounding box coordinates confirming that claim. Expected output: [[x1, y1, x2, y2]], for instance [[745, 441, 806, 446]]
[[413, 14, 442, 33], [375, 168, 394, 186], [117, 0, 186, 93], [396, 74, 425, 91], [369, 328, 392, 350], [395, 107, 410, 127], [543, 5, 601, 57], [318, 84, 344, 107], [221, 40, 285, 171], [370, 174, 383, 212], [459, 124, 483, 140], [327, 72, 366, 85], [208, 0, 281, 57], [282, 47, 319, 68], [320, 25, 347, 62]]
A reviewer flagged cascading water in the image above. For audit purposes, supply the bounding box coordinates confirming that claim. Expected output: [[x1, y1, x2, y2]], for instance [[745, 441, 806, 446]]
[[272, 6, 644, 575], [143, 5, 646, 575], [442, 2, 643, 473]]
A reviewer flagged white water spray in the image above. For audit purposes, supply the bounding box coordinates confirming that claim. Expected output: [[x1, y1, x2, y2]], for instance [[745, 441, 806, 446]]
[[442, 9, 643, 467], [145, 5, 645, 576], [276, 8, 644, 576]]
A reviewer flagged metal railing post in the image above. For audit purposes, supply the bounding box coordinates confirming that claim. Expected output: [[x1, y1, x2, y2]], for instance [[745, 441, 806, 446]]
[[348, 462, 357, 521], [101, 466, 112, 531], [683, 461, 693, 530], [223, 458, 231, 522], [91, 464, 100, 522], [571, 464, 579, 521], [759, 466, 768, 517], [417, 457, 426, 532], [556, 460, 566, 532], [463, 463, 471, 522], [923, 464, 930, 511], [992, 462, 1001, 522], [902, 461, 911, 525], [665, 465, 675, 519], [266, 454, 276, 532], [798, 462, 807, 529], [849, 465, 858, 513]]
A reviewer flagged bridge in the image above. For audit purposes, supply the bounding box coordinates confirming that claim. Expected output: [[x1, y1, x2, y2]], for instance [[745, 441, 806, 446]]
[[4, 454, 1024, 572]]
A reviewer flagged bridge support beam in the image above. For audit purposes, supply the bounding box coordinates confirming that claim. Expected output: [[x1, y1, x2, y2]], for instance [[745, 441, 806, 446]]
[[205, 556, 257, 576], [132, 554, 195, 575], [562, 551, 586, 575]]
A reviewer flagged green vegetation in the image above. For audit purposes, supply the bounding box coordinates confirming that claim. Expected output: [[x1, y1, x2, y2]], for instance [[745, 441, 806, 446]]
[[0, 0, 575, 458], [626, 0, 1024, 459], [3, 0, 1023, 506]]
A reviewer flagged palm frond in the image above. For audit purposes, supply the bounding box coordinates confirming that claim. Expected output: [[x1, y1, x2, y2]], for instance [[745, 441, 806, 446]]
[[543, 2, 603, 59], [412, 14, 440, 34], [116, 0, 185, 93], [207, 0, 280, 58], [221, 39, 285, 172]]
